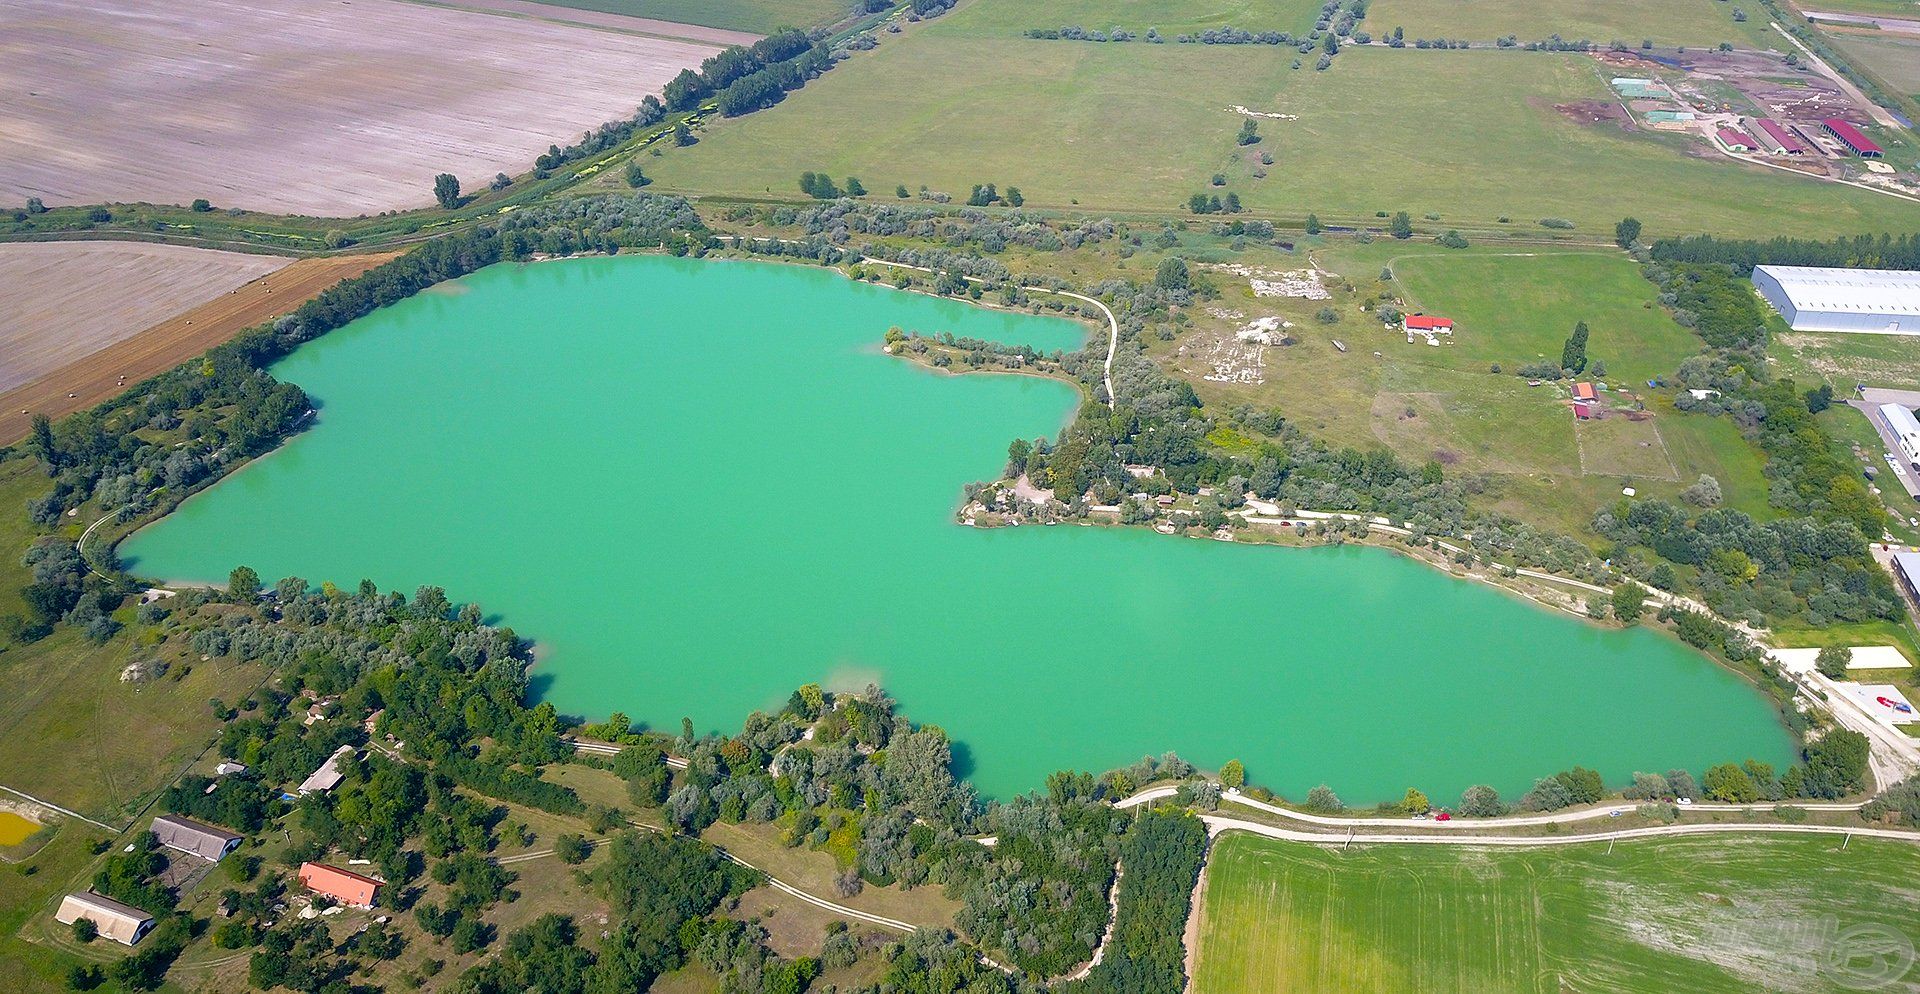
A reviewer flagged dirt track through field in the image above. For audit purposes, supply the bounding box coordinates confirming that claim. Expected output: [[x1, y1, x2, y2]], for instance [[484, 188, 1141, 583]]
[[0, 250, 399, 445], [0, 0, 722, 215], [0, 241, 292, 393]]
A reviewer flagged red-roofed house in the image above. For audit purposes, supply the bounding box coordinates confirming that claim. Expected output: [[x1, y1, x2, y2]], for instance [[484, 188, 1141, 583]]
[[1572, 382, 1598, 401], [1822, 118, 1883, 158], [298, 863, 381, 908], [1403, 314, 1454, 343]]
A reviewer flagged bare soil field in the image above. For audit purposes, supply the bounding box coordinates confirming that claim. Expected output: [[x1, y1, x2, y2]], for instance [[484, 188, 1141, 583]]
[[0, 249, 399, 445], [419, 0, 760, 46], [0, 0, 723, 216], [0, 241, 289, 393]]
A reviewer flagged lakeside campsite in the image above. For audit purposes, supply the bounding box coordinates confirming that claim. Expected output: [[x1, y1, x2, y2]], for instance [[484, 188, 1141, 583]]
[[4, 0, 1920, 992]]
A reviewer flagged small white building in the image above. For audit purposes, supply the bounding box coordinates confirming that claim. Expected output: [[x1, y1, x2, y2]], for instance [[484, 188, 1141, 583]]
[[1881, 403, 1920, 468]]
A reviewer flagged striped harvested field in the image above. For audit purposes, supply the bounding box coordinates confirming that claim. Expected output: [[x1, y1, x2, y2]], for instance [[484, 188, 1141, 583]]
[[0, 248, 399, 444]]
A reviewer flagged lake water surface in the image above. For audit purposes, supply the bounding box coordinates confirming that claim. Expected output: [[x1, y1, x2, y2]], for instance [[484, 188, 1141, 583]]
[[122, 256, 1795, 801]]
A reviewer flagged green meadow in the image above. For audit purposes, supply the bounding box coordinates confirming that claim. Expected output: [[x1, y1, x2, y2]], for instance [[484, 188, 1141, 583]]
[[522, 0, 847, 33], [1193, 832, 1920, 994], [1160, 243, 1770, 537], [924, 0, 1325, 38], [1364, 0, 1773, 47], [643, 14, 1920, 238]]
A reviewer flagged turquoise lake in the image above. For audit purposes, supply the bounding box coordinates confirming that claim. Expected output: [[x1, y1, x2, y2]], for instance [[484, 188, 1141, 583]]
[[120, 255, 1796, 802]]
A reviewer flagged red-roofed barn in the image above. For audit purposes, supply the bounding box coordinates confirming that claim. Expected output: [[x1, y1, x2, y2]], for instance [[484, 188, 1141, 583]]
[[1822, 118, 1883, 158]]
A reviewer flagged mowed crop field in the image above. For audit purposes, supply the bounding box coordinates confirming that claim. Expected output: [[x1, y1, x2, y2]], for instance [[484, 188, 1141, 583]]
[[0, 0, 724, 216], [641, 7, 1920, 237], [1193, 832, 1920, 994], [0, 249, 398, 445], [0, 241, 288, 393], [1364, 0, 1769, 46], [524, 0, 845, 34]]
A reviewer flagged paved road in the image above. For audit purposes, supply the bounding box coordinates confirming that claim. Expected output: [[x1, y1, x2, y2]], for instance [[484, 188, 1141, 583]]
[[1800, 9, 1920, 36], [1119, 783, 1867, 829]]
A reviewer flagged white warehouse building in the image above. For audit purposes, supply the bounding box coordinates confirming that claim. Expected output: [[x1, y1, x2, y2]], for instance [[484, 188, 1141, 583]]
[[1751, 265, 1920, 335], [1884, 403, 1920, 469]]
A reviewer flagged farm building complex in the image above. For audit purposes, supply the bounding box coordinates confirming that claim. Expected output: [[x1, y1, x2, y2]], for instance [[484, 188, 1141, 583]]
[[1751, 266, 1920, 334], [54, 892, 155, 946]]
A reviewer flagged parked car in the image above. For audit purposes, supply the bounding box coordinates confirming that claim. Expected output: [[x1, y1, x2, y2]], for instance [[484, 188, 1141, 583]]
[[1434, 811, 1451, 822]]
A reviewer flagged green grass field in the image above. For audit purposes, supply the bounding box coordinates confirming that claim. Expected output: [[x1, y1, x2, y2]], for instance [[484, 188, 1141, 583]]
[[1364, 0, 1771, 47], [1386, 250, 1701, 387], [642, 13, 1920, 237], [1193, 832, 1920, 994], [1158, 242, 1770, 536], [1826, 29, 1920, 96], [0, 624, 271, 821], [924, 0, 1324, 38], [522, 0, 847, 33]]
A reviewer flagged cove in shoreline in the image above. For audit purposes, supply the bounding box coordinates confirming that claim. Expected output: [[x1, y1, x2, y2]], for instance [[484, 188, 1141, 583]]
[[119, 254, 1797, 802]]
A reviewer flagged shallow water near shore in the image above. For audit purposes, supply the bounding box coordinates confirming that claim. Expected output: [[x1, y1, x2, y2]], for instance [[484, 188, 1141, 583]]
[[121, 255, 1795, 801]]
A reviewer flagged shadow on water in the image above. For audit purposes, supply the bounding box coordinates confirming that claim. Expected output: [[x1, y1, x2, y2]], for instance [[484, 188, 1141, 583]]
[[949, 739, 978, 786], [525, 671, 558, 702]]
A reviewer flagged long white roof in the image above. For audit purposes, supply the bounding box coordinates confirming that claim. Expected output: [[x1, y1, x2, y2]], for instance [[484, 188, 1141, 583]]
[[1883, 403, 1920, 439], [1754, 266, 1920, 315]]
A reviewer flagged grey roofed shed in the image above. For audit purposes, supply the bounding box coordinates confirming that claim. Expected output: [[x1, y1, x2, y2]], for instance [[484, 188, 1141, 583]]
[[55, 892, 155, 946], [151, 813, 244, 861]]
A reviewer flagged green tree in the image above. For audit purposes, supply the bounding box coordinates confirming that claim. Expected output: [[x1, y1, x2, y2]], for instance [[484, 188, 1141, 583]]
[[1553, 766, 1604, 804], [1459, 784, 1504, 817], [673, 122, 693, 146], [1703, 762, 1759, 803], [1560, 320, 1589, 373], [1816, 645, 1852, 679], [1389, 211, 1413, 239], [895, 184, 910, 198], [845, 176, 867, 197], [1611, 581, 1647, 624], [191, 198, 213, 212], [27, 413, 58, 470], [433, 173, 461, 209], [554, 833, 591, 864], [1648, 562, 1676, 590], [1615, 216, 1642, 249], [72, 918, 98, 943], [25, 196, 46, 214], [1237, 119, 1260, 145], [1304, 213, 1321, 235], [1401, 787, 1430, 814], [624, 161, 648, 188], [228, 566, 260, 599], [1006, 186, 1023, 207], [1219, 759, 1245, 789], [1155, 256, 1190, 293], [1303, 784, 1342, 812]]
